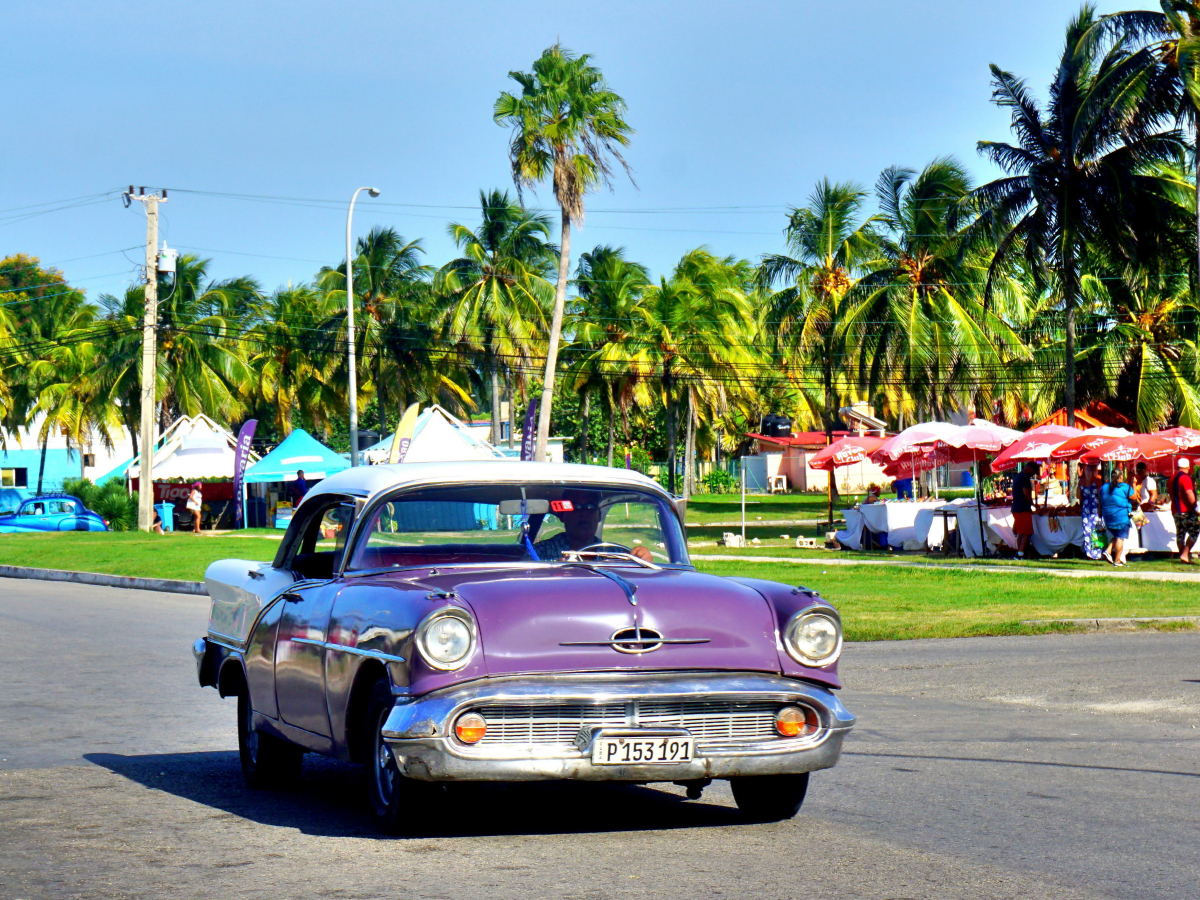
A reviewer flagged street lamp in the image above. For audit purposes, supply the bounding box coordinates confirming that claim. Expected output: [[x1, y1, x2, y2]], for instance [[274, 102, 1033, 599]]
[[346, 186, 380, 466]]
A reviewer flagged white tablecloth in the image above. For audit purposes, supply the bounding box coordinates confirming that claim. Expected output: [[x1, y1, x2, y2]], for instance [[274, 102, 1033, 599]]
[[954, 505, 1179, 556], [857, 500, 947, 549], [836, 509, 864, 550]]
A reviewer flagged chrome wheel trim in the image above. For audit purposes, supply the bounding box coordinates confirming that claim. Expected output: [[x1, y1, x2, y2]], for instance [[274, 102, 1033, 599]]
[[373, 712, 396, 801]]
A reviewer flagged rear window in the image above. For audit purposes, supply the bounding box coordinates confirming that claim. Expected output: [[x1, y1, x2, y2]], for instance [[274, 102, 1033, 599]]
[[347, 483, 687, 571]]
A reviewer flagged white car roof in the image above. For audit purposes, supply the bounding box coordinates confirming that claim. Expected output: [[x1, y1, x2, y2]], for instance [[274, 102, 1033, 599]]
[[302, 460, 674, 507]]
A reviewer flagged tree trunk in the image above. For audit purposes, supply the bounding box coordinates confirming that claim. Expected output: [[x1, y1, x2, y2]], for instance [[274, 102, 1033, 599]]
[[507, 375, 516, 450], [580, 387, 590, 463], [36, 432, 48, 494], [606, 398, 616, 467], [1064, 245, 1077, 428], [684, 387, 696, 498], [489, 360, 502, 446], [1194, 132, 1199, 302], [824, 352, 837, 527], [535, 210, 571, 461], [665, 366, 677, 495], [376, 351, 386, 436]]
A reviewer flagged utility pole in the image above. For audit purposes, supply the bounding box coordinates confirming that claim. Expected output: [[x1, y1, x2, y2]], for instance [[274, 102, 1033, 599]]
[[125, 186, 167, 531]]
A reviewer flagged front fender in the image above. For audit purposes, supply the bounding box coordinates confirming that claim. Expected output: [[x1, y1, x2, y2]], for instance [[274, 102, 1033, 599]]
[[725, 577, 841, 690]]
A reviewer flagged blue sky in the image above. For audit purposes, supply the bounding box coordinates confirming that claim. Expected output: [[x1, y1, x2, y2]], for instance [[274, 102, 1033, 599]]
[[5, 0, 1142, 297]]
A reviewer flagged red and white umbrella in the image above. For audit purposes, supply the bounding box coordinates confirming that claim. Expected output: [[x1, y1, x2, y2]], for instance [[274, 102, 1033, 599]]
[[1153, 427, 1200, 451], [990, 424, 1083, 472], [872, 422, 960, 461], [808, 435, 886, 471], [933, 419, 1024, 463], [1077, 433, 1178, 463]]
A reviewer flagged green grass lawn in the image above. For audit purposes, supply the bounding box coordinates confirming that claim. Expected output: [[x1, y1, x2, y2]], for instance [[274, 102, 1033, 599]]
[[2, 529, 1194, 641]]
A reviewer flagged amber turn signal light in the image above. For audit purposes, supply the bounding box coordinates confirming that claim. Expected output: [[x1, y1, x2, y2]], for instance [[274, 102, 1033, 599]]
[[455, 712, 487, 744], [775, 706, 818, 737]]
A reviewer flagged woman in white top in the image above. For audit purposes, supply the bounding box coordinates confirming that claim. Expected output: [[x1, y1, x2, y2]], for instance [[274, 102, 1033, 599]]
[[186, 482, 203, 534]]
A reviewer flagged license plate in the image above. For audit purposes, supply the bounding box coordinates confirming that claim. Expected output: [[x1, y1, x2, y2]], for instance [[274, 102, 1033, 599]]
[[591, 735, 693, 765]]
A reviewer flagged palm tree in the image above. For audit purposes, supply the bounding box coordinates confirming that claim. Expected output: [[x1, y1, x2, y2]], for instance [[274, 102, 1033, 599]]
[[495, 43, 634, 461], [434, 190, 556, 444], [962, 6, 1184, 426], [569, 246, 650, 464], [759, 180, 877, 519], [318, 227, 431, 435], [618, 250, 755, 494], [1104, 3, 1200, 288], [847, 159, 1031, 421]]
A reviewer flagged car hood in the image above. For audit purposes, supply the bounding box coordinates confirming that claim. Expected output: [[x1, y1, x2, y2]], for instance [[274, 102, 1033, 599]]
[[419, 565, 782, 677]]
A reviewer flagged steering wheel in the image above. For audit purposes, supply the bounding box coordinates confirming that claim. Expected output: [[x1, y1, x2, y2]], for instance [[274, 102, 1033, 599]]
[[578, 541, 632, 554]]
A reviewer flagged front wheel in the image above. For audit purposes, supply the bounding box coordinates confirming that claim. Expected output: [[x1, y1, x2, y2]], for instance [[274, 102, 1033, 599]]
[[364, 678, 445, 835], [238, 682, 302, 788], [730, 773, 809, 822]]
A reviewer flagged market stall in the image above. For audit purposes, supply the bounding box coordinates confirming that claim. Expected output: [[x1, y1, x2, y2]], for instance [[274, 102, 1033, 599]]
[[244, 429, 348, 528]]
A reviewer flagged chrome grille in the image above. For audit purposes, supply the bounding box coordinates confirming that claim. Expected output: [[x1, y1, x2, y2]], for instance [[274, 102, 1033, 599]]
[[472, 699, 785, 747], [475, 703, 627, 746], [636, 700, 779, 742]]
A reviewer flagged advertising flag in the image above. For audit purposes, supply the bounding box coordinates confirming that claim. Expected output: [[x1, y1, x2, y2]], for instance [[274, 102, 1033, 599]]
[[388, 403, 420, 464], [520, 399, 539, 461], [233, 419, 258, 528]]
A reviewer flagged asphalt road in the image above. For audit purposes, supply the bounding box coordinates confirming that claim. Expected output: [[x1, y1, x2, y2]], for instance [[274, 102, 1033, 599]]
[[0, 578, 1197, 900]]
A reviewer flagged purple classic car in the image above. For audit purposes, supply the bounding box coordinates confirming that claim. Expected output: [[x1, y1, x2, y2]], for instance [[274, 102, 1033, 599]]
[[194, 461, 854, 832]]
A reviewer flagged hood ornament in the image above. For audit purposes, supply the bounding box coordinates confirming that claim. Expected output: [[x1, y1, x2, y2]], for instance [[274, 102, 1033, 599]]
[[560, 624, 709, 654]]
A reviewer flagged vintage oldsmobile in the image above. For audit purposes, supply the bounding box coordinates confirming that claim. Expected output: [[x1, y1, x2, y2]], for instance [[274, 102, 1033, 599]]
[[194, 461, 854, 832]]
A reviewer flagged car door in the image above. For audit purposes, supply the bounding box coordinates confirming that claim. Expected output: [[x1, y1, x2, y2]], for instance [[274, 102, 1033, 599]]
[[274, 500, 356, 737]]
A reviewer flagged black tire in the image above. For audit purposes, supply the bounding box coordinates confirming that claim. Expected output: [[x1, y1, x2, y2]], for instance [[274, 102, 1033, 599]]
[[238, 682, 302, 789], [364, 678, 445, 835], [730, 773, 809, 822]]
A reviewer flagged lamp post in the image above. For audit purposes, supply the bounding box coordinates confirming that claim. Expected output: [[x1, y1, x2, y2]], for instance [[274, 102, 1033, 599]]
[[346, 186, 380, 466]]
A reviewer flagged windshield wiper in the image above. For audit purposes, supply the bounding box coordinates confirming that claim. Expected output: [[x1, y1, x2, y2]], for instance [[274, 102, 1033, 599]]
[[564, 550, 661, 571]]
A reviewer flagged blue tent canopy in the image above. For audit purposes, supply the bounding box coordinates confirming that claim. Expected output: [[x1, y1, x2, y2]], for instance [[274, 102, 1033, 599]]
[[244, 430, 349, 484]]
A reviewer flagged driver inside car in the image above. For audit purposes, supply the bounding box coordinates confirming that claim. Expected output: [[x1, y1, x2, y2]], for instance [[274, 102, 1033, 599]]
[[532, 490, 654, 562]]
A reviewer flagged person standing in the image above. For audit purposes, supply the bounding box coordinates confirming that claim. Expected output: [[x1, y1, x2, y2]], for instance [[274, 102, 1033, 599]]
[[186, 482, 203, 534], [291, 469, 309, 506], [1169, 458, 1199, 563], [1099, 466, 1136, 566], [1011, 461, 1039, 558], [1134, 462, 1158, 509], [1078, 462, 1103, 561]]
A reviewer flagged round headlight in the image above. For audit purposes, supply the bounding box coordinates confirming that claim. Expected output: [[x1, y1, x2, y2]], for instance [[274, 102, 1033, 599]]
[[416, 609, 476, 670], [784, 609, 842, 667]]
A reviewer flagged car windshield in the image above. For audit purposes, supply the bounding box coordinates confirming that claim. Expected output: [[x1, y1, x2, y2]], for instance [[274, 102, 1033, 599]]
[[346, 483, 689, 571]]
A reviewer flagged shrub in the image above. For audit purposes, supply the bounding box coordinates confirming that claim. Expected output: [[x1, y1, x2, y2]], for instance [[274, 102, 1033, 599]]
[[62, 477, 138, 531], [702, 469, 737, 494]]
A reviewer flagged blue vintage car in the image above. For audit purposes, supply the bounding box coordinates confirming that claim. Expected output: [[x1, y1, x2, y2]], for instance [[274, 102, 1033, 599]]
[[0, 495, 108, 533]]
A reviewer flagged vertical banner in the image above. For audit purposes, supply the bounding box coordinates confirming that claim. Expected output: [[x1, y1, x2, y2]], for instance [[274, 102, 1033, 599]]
[[388, 403, 420, 464], [233, 419, 258, 529], [520, 399, 539, 461]]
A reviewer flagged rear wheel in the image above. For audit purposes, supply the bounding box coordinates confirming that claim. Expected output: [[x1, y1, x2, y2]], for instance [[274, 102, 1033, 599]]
[[364, 678, 445, 835], [238, 682, 302, 788], [730, 773, 809, 822]]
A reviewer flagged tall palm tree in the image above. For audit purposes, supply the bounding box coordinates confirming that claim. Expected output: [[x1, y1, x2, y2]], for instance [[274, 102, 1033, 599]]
[[962, 6, 1184, 426], [848, 158, 1030, 420], [318, 227, 431, 434], [618, 250, 755, 494], [495, 43, 634, 461], [434, 190, 556, 444], [569, 245, 650, 464], [1104, 3, 1200, 287]]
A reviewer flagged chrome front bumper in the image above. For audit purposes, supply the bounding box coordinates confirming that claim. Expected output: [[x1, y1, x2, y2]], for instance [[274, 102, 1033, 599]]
[[381, 672, 855, 782]]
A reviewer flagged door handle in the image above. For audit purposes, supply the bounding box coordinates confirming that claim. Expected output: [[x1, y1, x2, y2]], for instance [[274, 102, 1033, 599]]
[[281, 592, 303, 604]]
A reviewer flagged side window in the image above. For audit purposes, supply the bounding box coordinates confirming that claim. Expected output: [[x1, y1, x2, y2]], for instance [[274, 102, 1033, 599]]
[[275, 495, 357, 575]]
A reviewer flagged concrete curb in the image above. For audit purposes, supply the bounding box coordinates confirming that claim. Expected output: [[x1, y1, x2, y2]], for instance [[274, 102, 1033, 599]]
[[1019, 616, 1200, 631], [0, 565, 206, 596]]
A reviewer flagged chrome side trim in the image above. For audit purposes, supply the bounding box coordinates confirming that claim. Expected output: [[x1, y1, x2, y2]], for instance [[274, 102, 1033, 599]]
[[292, 637, 406, 664], [206, 631, 246, 652]]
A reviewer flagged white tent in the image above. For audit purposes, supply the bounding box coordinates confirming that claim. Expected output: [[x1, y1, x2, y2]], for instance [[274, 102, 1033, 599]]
[[126, 414, 257, 480], [362, 405, 509, 464]]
